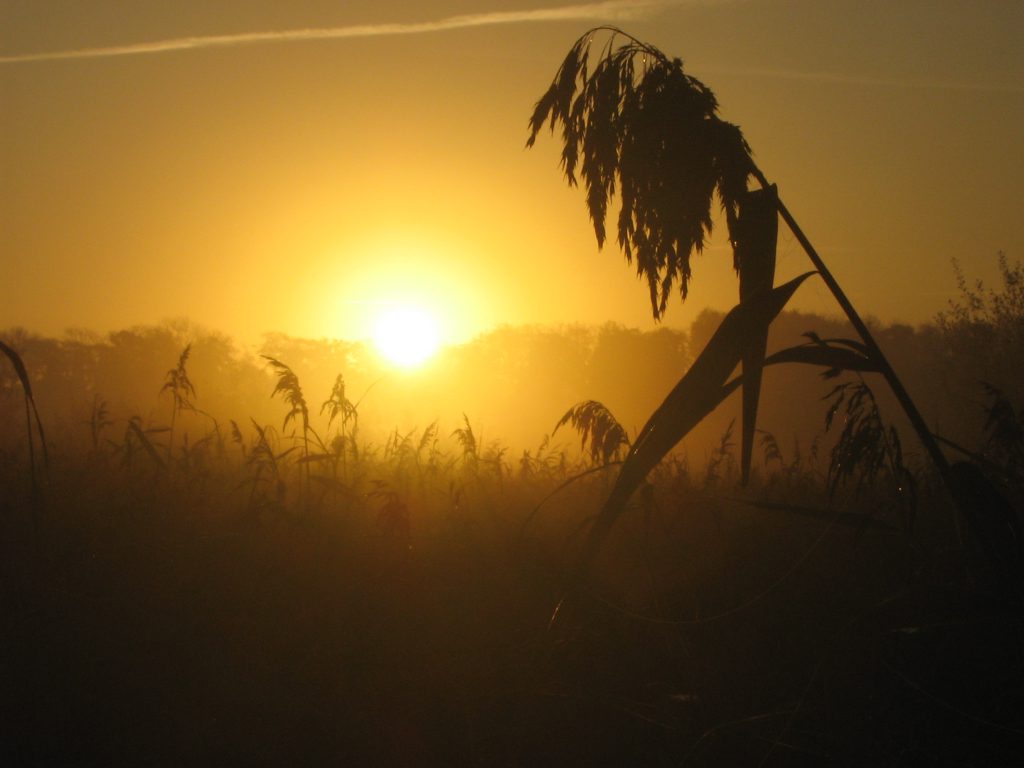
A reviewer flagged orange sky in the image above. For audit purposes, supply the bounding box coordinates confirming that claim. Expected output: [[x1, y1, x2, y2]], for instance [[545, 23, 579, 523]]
[[2, 0, 1022, 346]]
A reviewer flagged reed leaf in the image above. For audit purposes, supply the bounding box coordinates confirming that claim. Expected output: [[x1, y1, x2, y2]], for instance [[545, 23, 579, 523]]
[[759, 336, 880, 377], [0, 339, 35, 402], [735, 184, 779, 484], [127, 418, 166, 470], [1, 340, 49, 465], [0, 338, 49, 505], [569, 271, 814, 584]]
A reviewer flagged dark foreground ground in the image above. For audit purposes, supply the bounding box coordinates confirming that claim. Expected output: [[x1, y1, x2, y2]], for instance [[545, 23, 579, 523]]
[[4, 468, 1024, 767]]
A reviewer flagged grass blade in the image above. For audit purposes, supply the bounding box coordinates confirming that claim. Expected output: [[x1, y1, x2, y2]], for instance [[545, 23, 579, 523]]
[[127, 418, 166, 470], [0, 339, 49, 490], [564, 271, 815, 597]]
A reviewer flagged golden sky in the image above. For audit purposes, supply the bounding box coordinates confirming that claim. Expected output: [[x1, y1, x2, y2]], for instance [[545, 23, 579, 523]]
[[2, 0, 1022, 346]]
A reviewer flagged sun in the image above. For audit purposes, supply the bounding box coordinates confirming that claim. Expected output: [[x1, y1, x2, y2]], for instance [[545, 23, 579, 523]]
[[372, 305, 441, 367]]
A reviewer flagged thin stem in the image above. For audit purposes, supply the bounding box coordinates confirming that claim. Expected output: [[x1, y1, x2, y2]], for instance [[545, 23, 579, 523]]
[[168, 401, 177, 462], [748, 164, 961, 541]]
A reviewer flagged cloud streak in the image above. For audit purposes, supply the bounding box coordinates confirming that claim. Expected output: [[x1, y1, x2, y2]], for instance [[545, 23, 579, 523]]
[[0, 0, 674, 65], [4, 1, 1014, 97]]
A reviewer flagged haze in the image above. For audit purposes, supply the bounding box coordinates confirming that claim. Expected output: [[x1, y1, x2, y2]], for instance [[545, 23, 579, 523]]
[[2, 0, 1022, 347]]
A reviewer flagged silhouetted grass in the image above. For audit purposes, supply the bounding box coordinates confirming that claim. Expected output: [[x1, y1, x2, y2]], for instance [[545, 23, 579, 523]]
[[2, 343, 1022, 766]]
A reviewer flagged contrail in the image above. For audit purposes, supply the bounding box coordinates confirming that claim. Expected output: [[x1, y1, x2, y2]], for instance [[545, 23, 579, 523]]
[[0, 0, 675, 65], [5, 1, 1012, 97]]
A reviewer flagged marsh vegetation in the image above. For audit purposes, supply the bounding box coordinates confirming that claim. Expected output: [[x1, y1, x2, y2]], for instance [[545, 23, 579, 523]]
[[3, 258, 1023, 764]]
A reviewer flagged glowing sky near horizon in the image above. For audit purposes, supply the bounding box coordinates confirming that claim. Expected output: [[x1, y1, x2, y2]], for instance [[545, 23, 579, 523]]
[[2, 0, 1021, 345]]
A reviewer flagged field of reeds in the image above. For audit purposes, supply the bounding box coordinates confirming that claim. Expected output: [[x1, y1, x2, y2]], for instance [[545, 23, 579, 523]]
[[3, 286, 1024, 765]]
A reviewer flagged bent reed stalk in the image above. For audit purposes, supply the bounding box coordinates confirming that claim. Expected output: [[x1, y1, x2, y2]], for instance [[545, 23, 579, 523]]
[[527, 26, 965, 543]]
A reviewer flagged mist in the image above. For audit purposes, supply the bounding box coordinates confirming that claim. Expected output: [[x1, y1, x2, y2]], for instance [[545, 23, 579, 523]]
[[1, 307, 1007, 473]]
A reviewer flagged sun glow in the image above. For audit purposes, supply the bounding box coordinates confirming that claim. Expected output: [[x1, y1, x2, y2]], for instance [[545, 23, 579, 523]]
[[372, 305, 441, 367]]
